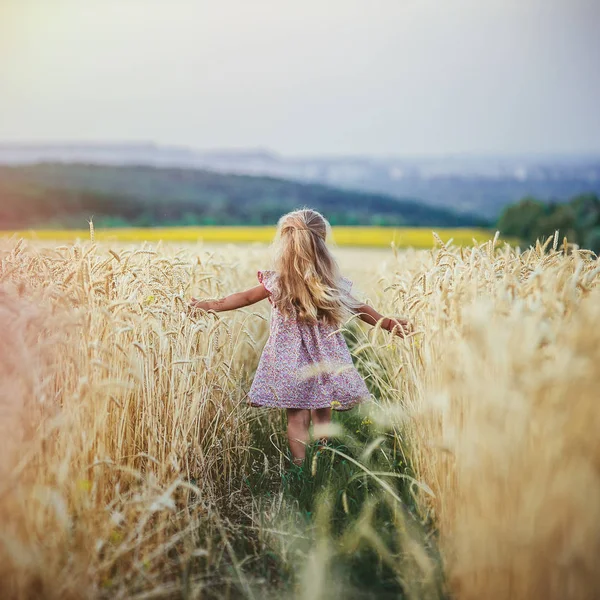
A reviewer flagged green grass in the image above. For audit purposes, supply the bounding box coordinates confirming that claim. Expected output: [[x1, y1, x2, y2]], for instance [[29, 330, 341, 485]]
[[222, 407, 446, 599], [205, 326, 447, 599]]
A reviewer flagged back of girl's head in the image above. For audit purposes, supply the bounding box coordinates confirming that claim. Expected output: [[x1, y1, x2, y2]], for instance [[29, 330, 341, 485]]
[[273, 208, 354, 325]]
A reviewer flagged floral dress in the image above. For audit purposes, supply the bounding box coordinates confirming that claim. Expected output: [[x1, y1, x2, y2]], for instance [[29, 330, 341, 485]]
[[248, 270, 371, 410]]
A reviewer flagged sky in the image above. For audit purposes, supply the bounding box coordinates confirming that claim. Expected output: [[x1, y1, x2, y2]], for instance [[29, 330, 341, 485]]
[[1, 0, 599, 156]]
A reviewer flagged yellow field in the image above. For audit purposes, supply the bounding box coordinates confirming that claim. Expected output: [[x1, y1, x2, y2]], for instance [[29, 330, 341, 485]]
[[1, 236, 597, 599], [2, 225, 510, 247]]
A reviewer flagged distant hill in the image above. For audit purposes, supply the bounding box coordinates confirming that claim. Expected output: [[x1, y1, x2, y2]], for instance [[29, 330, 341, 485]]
[[0, 163, 484, 229], [1, 143, 599, 218]]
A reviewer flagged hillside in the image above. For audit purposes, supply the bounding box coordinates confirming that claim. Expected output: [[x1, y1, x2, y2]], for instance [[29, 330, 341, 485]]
[[2, 144, 599, 219], [0, 163, 485, 229]]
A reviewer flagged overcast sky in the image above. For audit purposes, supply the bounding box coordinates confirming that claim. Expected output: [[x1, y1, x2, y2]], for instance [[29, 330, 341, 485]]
[[1, 0, 599, 156]]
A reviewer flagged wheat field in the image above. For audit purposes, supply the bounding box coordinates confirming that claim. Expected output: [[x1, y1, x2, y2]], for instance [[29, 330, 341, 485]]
[[0, 233, 598, 600]]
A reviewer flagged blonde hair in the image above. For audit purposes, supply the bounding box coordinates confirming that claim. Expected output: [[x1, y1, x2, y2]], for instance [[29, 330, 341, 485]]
[[272, 209, 358, 325]]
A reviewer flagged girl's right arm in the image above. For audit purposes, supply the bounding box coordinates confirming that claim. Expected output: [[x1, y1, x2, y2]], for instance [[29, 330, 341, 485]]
[[189, 285, 269, 313], [354, 302, 412, 337]]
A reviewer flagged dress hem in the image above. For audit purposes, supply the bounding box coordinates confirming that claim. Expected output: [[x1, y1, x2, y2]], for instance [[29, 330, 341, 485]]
[[247, 397, 369, 412]]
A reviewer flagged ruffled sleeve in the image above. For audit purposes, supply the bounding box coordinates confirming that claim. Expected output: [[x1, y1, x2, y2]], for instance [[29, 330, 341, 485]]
[[339, 276, 353, 297], [257, 270, 277, 295]]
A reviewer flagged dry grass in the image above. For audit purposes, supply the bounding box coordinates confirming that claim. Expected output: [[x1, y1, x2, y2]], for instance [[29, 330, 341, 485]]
[[372, 235, 600, 600], [0, 240, 270, 599], [0, 234, 598, 599]]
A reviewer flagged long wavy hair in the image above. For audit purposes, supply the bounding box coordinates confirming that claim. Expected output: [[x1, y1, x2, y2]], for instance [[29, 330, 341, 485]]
[[272, 209, 358, 325]]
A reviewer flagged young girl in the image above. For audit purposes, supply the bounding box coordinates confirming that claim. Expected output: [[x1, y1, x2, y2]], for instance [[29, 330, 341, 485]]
[[189, 209, 411, 465]]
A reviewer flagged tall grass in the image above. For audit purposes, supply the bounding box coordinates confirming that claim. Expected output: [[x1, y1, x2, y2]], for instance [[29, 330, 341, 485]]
[[373, 235, 600, 600], [0, 235, 598, 599]]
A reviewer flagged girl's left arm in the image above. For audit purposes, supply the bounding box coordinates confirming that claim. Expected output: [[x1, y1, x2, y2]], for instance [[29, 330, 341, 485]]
[[189, 285, 269, 313], [353, 301, 413, 337]]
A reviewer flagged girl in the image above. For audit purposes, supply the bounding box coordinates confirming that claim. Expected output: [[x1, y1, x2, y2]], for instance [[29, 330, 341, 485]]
[[189, 209, 411, 465]]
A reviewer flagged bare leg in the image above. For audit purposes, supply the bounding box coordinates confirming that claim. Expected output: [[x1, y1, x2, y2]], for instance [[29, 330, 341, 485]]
[[311, 407, 332, 449], [286, 409, 311, 465]]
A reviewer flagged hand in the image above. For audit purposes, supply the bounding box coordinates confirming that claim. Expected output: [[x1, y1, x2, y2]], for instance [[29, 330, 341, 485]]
[[188, 298, 208, 315], [384, 317, 413, 338]]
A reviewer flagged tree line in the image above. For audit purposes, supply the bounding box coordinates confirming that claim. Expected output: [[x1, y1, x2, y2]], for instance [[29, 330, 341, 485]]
[[497, 193, 600, 253]]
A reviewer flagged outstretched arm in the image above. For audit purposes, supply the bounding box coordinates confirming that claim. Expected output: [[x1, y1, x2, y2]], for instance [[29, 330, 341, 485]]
[[189, 285, 269, 313], [354, 301, 412, 337]]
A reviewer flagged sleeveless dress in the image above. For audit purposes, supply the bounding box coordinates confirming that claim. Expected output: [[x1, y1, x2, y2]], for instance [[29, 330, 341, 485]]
[[248, 270, 371, 410]]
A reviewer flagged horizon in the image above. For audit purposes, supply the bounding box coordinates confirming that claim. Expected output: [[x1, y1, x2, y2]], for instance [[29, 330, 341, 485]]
[[2, 140, 600, 161]]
